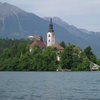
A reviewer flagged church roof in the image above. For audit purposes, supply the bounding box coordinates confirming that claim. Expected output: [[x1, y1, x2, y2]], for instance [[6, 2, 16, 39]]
[[30, 40, 46, 48], [52, 44, 64, 50]]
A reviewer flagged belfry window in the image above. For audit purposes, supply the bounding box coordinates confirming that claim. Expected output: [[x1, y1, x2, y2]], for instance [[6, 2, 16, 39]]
[[49, 34, 50, 37]]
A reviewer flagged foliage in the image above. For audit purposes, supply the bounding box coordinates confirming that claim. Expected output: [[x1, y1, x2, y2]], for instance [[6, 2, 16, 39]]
[[84, 46, 97, 63], [0, 39, 58, 71], [60, 44, 90, 71], [59, 41, 66, 48], [96, 59, 100, 66], [0, 39, 99, 71]]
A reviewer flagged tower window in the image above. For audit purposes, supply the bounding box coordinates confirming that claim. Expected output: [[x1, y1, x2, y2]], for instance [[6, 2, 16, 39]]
[[48, 35, 50, 37], [49, 40, 50, 42]]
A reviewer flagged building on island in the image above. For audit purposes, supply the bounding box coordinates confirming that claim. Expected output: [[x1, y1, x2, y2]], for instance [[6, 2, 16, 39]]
[[90, 62, 100, 70], [28, 35, 42, 40], [29, 18, 64, 60], [29, 36, 46, 52]]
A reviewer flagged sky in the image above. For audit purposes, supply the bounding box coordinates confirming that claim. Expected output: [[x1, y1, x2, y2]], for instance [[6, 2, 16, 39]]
[[0, 0, 100, 32]]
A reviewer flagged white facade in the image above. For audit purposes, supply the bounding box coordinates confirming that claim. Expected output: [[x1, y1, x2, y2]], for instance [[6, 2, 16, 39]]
[[47, 18, 55, 47], [90, 62, 100, 70], [91, 63, 100, 70], [47, 32, 55, 46]]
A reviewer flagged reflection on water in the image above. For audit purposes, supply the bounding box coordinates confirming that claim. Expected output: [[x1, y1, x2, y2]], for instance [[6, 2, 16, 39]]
[[0, 72, 100, 100]]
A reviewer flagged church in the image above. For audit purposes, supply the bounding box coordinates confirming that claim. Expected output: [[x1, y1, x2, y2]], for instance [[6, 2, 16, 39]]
[[29, 18, 64, 52]]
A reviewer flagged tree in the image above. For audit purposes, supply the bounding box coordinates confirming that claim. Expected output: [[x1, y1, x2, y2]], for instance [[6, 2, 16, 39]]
[[18, 53, 31, 71], [60, 44, 90, 71], [76, 52, 90, 71], [60, 44, 75, 69], [96, 59, 100, 66], [59, 41, 66, 48], [42, 47, 57, 71], [84, 46, 97, 63]]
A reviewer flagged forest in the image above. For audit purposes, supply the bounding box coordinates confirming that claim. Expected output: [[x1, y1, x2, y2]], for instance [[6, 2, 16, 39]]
[[0, 39, 100, 71]]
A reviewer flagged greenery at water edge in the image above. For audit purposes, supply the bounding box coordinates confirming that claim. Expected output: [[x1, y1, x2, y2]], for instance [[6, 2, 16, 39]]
[[0, 39, 100, 71]]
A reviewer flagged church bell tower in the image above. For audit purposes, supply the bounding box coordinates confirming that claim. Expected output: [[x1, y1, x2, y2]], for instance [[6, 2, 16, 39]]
[[47, 18, 55, 46]]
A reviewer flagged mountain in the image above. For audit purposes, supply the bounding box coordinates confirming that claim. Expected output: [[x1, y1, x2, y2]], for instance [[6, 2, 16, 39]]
[[0, 2, 100, 57], [0, 3, 87, 43], [44, 17, 100, 58], [0, 2, 49, 38]]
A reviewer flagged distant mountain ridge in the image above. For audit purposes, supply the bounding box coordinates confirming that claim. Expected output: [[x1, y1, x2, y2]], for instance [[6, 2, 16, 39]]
[[0, 2, 100, 57], [0, 2, 49, 38], [44, 17, 100, 58]]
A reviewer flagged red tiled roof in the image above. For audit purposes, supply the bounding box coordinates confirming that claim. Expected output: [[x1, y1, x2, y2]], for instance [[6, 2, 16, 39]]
[[30, 40, 46, 48], [52, 44, 64, 50]]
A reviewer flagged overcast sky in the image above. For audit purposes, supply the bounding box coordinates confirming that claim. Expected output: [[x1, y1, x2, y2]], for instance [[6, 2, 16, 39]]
[[1, 0, 100, 31]]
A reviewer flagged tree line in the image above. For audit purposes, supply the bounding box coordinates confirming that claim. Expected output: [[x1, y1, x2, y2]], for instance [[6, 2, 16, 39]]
[[0, 39, 100, 71]]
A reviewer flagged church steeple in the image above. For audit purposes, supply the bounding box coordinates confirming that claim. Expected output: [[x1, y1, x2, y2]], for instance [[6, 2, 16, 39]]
[[48, 18, 54, 32], [47, 18, 55, 47]]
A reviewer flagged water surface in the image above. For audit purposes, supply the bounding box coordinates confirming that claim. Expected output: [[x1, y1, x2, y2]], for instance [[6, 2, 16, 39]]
[[0, 72, 100, 100]]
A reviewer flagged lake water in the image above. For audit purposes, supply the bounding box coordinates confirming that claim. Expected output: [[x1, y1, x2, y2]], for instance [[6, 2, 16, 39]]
[[0, 72, 100, 100]]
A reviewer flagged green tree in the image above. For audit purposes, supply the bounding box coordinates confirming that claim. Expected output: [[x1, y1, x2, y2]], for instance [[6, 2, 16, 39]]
[[59, 41, 66, 48], [18, 53, 31, 71], [96, 59, 100, 66], [60, 44, 90, 71], [84, 46, 97, 63], [76, 52, 90, 71], [42, 47, 57, 71], [60, 44, 75, 69]]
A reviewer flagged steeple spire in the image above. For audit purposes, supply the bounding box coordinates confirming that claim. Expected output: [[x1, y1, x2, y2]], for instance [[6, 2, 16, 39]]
[[48, 18, 54, 32], [47, 18, 55, 46]]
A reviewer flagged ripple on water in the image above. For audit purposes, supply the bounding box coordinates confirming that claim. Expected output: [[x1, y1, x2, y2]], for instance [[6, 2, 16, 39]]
[[0, 72, 100, 100]]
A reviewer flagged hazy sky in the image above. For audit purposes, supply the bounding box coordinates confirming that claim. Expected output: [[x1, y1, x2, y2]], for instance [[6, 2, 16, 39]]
[[0, 0, 100, 31]]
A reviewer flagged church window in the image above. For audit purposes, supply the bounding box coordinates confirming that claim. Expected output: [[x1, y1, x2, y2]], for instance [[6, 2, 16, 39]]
[[49, 40, 50, 42], [48, 34, 50, 37]]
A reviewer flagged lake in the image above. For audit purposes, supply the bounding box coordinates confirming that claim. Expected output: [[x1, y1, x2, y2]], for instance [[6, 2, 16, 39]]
[[0, 72, 100, 100]]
